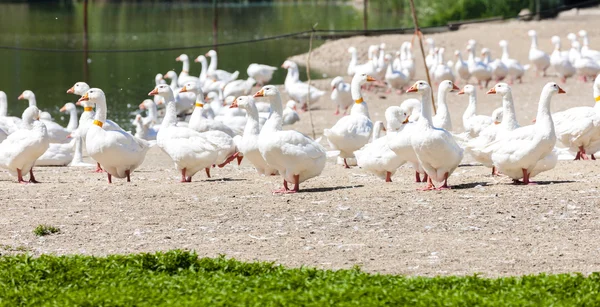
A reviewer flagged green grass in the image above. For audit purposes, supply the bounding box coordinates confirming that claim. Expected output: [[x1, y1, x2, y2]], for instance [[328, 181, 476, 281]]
[[33, 225, 60, 237], [0, 250, 599, 306]]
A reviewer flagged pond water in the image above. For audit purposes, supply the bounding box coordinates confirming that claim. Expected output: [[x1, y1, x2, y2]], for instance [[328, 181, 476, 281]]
[[0, 1, 402, 127]]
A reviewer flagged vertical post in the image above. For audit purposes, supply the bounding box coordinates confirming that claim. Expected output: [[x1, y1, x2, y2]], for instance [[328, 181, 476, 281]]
[[305, 24, 318, 140], [408, 0, 436, 114], [363, 0, 368, 33], [212, 0, 218, 51], [535, 0, 541, 20], [83, 0, 89, 83]]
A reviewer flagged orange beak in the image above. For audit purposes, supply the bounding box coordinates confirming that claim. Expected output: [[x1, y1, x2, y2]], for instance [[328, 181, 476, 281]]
[[148, 88, 159, 96], [382, 126, 387, 132], [194, 58, 199, 63], [17, 94, 24, 100], [558, 86, 566, 94], [180, 86, 188, 93], [487, 88, 496, 94], [281, 64, 287, 68], [156, 98, 164, 105], [402, 118, 409, 124], [457, 90, 465, 95], [532, 118, 537, 123], [75, 101, 81, 106], [67, 87, 75, 94], [254, 89, 265, 98], [292, 105, 297, 111], [59, 106, 67, 112], [406, 84, 418, 93], [175, 56, 181, 61], [366, 75, 376, 82], [78, 93, 89, 103], [139, 102, 146, 110], [230, 98, 239, 108], [205, 52, 209, 56], [494, 121, 500, 125], [451, 84, 460, 92]]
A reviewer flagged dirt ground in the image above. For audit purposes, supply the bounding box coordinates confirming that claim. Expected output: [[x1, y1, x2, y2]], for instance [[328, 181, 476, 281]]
[[3, 10, 600, 277]]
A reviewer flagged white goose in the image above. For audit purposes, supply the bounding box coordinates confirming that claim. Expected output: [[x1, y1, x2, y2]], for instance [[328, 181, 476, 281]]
[[324, 73, 375, 168], [484, 82, 564, 184], [194, 55, 209, 87], [230, 95, 277, 176], [465, 83, 519, 175], [571, 41, 600, 82], [35, 138, 76, 166], [18, 90, 69, 143], [281, 60, 325, 111], [205, 50, 239, 83], [550, 36, 576, 83], [406, 81, 464, 190], [282, 100, 300, 126], [384, 54, 410, 93], [348, 47, 377, 77], [79, 88, 150, 183], [155, 99, 220, 182], [247, 63, 277, 86], [255, 85, 326, 193], [567, 33, 580, 64], [0, 91, 22, 134], [356, 107, 410, 182], [466, 44, 492, 88], [162, 71, 195, 116], [175, 54, 200, 87], [481, 48, 508, 82], [499, 40, 528, 84], [432, 48, 455, 84], [134, 99, 160, 140], [330, 76, 352, 115], [432, 80, 459, 131], [552, 74, 600, 160], [454, 50, 470, 84], [458, 84, 493, 138], [0, 106, 49, 183], [401, 42, 416, 80], [180, 82, 236, 137], [347, 47, 359, 76], [528, 30, 551, 77]]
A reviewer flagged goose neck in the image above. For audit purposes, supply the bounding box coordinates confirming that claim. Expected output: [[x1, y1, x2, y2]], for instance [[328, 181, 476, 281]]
[[181, 58, 190, 73], [27, 96, 37, 107], [530, 35, 538, 49], [0, 97, 6, 117], [93, 97, 107, 124], [463, 92, 477, 120], [199, 58, 208, 81], [594, 86, 600, 109], [208, 54, 218, 72], [244, 104, 261, 136], [162, 102, 178, 127], [264, 93, 284, 132], [500, 92, 518, 129], [67, 108, 79, 131], [418, 89, 434, 127]]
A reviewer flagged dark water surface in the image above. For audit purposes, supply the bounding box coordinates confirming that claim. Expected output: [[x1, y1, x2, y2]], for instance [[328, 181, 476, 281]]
[[0, 1, 401, 127]]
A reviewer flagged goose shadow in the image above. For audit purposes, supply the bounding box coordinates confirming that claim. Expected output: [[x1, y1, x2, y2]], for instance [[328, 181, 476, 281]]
[[449, 182, 489, 190], [501, 180, 575, 186], [204, 178, 247, 182], [301, 185, 364, 193]]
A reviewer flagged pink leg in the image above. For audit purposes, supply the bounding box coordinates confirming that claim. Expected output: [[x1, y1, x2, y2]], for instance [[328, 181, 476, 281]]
[[205, 168, 211, 178], [236, 155, 244, 166], [29, 168, 39, 183], [436, 172, 451, 190], [492, 166, 500, 176], [343, 158, 350, 169], [334, 106, 340, 115], [125, 170, 131, 182], [95, 162, 103, 173], [415, 171, 421, 183], [107, 173, 112, 184], [574, 151, 582, 161], [181, 168, 187, 183], [419, 176, 436, 191], [385, 171, 392, 183], [579, 146, 590, 160], [17, 168, 27, 184], [273, 179, 291, 194], [218, 152, 240, 168]]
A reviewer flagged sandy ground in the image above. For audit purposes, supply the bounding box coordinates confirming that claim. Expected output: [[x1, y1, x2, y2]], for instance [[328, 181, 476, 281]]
[[3, 11, 600, 277]]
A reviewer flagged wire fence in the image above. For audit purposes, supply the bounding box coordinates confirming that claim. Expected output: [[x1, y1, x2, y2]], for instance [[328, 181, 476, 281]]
[[0, 0, 598, 54]]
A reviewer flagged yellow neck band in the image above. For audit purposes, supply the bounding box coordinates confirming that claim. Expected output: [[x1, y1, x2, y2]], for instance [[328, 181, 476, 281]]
[[355, 97, 364, 104], [84, 107, 93, 112], [93, 120, 103, 128]]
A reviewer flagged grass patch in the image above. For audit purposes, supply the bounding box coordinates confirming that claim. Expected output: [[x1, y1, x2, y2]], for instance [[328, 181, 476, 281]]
[[33, 224, 60, 237], [0, 250, 599, 306]]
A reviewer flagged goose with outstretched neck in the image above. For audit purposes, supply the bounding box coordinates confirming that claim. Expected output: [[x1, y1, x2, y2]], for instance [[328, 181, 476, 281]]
[[79, 89, 150, 183], [406, 81, 464, 190], [255, 85, 326, 194], [432, 80, 459, 131], [458, 84, 492, 138], [0, 106, 49, 183], [485, 82, 565, 184], [18, 90, 69, 143], [175, 54, 199, 87], [324, 73, 375, 168], [0, 90, 22, 134]]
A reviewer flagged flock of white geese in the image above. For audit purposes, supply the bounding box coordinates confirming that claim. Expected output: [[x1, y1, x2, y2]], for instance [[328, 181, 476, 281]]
[[1, 29, 600, 192]]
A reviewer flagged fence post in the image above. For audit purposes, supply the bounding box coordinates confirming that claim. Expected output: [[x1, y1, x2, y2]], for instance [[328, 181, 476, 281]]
[[363, 0, 368, 33], [408, 0, 436, 114], [213, 0, 218, 50], [83, 0, 89, 82]]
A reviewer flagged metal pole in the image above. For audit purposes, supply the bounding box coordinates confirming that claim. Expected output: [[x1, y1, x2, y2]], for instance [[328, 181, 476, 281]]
[[408, 0, 436, 114], [363, 0, 368, 33], [305, 24, 318, 139], [83, 0, 89, 83], [212, 0, 218, 50]]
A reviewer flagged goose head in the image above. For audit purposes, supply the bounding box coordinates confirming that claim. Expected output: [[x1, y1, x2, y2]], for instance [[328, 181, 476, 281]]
[[542, 82, 566, 95], [163, 70, 177, 80], [67, 82, 90, 95], [368, 45, 378, 58], [578, 30, 588, 38], [230, 95, 255, 110], [498, 40, 508, 48], [78, 88, 105, 105], [330, 76, 344, 90], [205, 92, 219, 103], [139, 99, 154, 110], [347, 46, 357, 54], [486, 83, 511, 96], [352, 73, 376, 87], [567, 33, 577, 42], [194, 55, 207, 63], [205, 50, 217, 57], [18, 90, 34, 101], [180, 81, 201, 94], [286, 100, 297, 111], [551, 36, 561, 45], [492, 108, 503, 125], [528, 30, 537, 37], [439, 80, 459, 93], [148, 84, 173, 104], [253, 85, 279, 98], [457, 84, 475, 96], [22, 106, 41, 122], [480, 48, 490, 57], [467, 39, 477, 47], [406, 80, 431, 94], [281, 60, 297, 69], [59, 102, 76, 113], [155, 73, 165, 84], [384, 54, 393, 62], [454, 50, 461, 58], [385, 106, 410, 129], [175, 54, 189, 62], [379, 43, 386, 50]]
